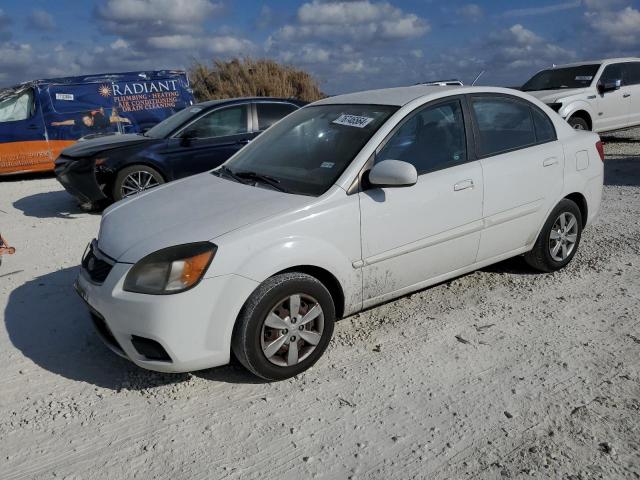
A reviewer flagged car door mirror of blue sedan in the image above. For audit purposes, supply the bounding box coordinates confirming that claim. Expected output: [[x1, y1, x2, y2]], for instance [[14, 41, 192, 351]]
[[368, 159, 418, 188]]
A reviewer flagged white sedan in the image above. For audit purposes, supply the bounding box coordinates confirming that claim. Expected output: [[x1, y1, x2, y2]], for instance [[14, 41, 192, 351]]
[[75, 85, 604, 380]]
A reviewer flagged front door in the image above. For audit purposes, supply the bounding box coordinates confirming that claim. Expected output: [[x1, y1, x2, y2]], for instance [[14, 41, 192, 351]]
[[165, 104, 252, 178], [0, 87, 51, 175], [594, 63, 631, 131], [359, 97, 484, 305]]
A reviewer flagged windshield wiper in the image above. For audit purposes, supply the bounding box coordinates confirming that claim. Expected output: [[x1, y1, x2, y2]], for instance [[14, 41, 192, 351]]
[[214, 165, 250, 184], [235, 171, 288, 192]]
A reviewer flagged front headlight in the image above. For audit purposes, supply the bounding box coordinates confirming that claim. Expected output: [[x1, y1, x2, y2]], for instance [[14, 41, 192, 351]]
[[124, 242, 216, 295], [547, 102, 562, 112]]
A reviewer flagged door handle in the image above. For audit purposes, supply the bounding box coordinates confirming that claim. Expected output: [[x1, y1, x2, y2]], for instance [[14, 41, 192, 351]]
[[543, 157, 558, 167], [26, 124, 40, 130], [623, 93, 631, 98], [236, 139, 251, 146], [453, 179, 474, 191]]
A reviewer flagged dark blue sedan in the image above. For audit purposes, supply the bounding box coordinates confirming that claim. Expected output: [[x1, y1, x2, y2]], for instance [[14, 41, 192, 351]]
[[54, 97, 305, 209]]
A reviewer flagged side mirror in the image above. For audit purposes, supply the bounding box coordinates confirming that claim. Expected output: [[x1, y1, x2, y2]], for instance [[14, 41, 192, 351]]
[[180, 130, 197, 146], [597, 79, 621, 94], [368, 159, 417, 188]]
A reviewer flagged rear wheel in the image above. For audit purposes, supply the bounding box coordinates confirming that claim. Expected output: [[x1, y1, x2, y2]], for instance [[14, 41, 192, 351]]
[[112, 165, 164, 201], [568, 116, 589, 131], [524, 199, 582, 272], [232, 272, 335, 381]]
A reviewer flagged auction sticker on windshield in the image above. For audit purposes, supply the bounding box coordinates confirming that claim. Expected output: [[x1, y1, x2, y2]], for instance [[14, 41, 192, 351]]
[[333, 114, 374, 128]]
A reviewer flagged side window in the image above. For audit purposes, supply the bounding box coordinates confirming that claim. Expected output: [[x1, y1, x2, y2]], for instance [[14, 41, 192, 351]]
[[600, 64, 624, 86], [471, 97, 536, 156], [181, 105, 248, 139], [377, 99, 467, 175], [531, 107, 556, 143], [0, 89, 34, 123], [257, 103, 297, 130], [623, 62, 640, 86]]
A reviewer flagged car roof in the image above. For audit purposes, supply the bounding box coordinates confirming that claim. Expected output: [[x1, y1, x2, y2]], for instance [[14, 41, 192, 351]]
[[313, 85, 539, 107], [314, 85, 464, 107], [549, 57, 640, 68], [195, 97, 306, 109]]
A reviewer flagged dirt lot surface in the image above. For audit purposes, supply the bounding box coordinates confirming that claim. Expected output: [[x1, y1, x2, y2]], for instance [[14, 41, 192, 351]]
[[1, 129, 639, 479]]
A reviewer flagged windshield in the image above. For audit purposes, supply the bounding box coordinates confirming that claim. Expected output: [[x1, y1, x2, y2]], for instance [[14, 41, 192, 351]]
[[223, 104, 397, 196], [522, 64, 601, 91], [144, 105, 204, 138]]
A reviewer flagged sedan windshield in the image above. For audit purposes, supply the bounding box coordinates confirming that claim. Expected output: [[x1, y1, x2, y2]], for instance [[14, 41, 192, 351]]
[[522, 64, 601, 91], [144, 105, 205, 138], [223, 104, 397, 196]]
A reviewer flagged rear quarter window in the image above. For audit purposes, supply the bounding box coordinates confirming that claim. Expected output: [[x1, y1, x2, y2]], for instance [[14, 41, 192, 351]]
[[256, 103, 298, 130]]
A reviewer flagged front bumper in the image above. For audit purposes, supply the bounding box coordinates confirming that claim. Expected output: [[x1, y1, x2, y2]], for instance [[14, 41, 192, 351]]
[[75, 257, 259, 373], [55, 155, 108, 204]]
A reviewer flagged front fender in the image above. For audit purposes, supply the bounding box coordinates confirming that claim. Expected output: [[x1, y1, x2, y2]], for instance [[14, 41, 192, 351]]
[[213, 234, 362, 316], [559, 100, 594, 123]]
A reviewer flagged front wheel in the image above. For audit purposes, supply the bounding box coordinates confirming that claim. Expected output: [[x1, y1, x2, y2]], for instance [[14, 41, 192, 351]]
[[524, 199, 583, 272], [112, 165, 165, 201], [568, 116, 589, 131], [232, 272, 336, 381]]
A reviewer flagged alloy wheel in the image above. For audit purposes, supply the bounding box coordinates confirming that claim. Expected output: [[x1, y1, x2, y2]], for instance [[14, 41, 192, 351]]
[[549, 212, 578, 261], [260, 294, 324, 367], [121, 170, 160, 198]]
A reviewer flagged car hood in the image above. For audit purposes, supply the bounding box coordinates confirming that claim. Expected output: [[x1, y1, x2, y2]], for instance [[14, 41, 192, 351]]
[[524, 87, 588, 104], [98, 172, 313, 263], [61, 133, 152, 159]]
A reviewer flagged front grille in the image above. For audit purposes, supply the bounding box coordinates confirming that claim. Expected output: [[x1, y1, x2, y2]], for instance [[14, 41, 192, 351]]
[[82, 242, 114, 284]]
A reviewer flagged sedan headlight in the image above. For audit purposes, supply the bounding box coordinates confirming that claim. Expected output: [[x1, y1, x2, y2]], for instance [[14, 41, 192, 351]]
[[124, 242, 216, 295]]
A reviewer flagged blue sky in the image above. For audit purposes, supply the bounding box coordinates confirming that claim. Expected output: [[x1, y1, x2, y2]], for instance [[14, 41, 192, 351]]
[[0, 0, 638, 93]]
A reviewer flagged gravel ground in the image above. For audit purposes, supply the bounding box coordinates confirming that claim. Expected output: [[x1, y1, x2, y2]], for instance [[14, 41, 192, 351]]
[[0, 129, 638, 479]]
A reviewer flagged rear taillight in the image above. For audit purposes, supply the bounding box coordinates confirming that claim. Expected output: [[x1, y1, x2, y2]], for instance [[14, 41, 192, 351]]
[[595, 140, 605, 162]]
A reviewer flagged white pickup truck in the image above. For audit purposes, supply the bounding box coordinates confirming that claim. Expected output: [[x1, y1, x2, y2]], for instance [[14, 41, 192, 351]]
[[522, 57, 640, 133]]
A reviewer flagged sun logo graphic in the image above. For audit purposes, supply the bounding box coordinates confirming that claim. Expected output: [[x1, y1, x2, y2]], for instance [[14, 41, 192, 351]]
[[98, 84, 112, 97]]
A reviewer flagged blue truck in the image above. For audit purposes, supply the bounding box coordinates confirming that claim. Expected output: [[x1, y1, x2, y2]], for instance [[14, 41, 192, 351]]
[[0, 70, 194, 175]]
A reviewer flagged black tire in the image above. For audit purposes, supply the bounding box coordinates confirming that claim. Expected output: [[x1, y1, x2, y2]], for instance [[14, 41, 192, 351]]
[[568, 116, 589, 131], [524, 199, 583, 272], [112, 165, 165, 201], [232, 272, 336, 381]]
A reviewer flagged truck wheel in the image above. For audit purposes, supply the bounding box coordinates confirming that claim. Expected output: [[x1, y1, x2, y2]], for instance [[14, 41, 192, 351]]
[[568, 116, 589, 131], [232, 272, 335, 381], [112, 165, 164, 201]]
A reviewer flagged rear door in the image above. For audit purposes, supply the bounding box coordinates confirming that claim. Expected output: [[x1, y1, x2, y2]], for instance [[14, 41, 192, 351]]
[[164, 104, 252, 178], [469, 94, 564, 261]]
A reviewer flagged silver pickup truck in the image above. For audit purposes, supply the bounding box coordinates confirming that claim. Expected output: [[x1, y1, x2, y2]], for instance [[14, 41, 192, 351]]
[[522, 57, 640, 133]]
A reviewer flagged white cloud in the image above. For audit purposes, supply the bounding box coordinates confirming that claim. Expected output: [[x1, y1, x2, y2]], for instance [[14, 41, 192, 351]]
[[456, 4, 483, 22], [28, 9, 55, 31], [502, 1, 581, 18], [299, 1, 383, 24], [339, 59, 366, 73], [145, 34, 253, 54], [98, 0, 222, 25], [274, 1, 429, 41], [585, 6, 640, 46]]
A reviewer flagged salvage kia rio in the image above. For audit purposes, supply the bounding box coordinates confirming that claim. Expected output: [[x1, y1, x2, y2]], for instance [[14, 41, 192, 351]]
[[75, 85, 604, 380]]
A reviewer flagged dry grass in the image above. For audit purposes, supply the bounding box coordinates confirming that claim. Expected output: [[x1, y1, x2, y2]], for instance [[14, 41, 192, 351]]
[[189, 58, 325, 103]]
